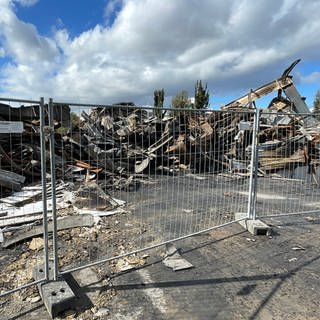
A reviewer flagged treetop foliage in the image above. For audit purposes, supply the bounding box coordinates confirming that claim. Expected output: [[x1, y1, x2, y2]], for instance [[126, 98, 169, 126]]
[[194, 80, 209, 109], [154, 89, 164, 118], [171, 90, 189, 109], [313, 89, 320, 120]]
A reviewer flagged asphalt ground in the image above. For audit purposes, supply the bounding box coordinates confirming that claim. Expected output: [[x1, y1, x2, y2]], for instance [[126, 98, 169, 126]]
[[1, 174, 320, 319], [1, 213, 319, 320], [105, 214, 320, 320]]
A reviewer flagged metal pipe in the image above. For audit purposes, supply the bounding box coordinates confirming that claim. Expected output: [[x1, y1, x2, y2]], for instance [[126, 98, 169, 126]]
[[0, 279, 46, 298], [251, 109, 261, 220], [39, 97, 49, 281], [51, 100, 256, 114], [48, 98, 59, 280], [258, 210, 320, 219], [247, 108, 259, 219], [0, 97, 40, 104]]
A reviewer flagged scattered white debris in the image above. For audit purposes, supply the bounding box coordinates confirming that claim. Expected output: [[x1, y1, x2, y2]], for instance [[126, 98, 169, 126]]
[[288, 257, 298, 262], [291, 245, 306, 251], [29, 237, 44, 251], [162, 244, 194, 271]]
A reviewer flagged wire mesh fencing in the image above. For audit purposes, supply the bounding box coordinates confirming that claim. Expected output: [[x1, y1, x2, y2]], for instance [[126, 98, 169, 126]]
[[2, 95, 319, 299], [0, 97, 49, 298], [46, 101, 256, 274], [254, 111, 320, 218]]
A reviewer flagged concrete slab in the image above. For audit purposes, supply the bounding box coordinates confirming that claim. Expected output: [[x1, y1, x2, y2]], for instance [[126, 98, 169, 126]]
[[33, 265, 76, 318], [235, 212, 271, 236], [72, 267, 101, 304], [162, 244, 194, 271]]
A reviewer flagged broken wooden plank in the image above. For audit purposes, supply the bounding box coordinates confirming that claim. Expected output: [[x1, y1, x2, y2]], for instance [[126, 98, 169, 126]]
[[0, 199, 69, 227], [135, 158, 150, 173], [147, 134, 173, 154], [0, 213, 48, 227], [2, 214, 95, 247], [0, 189, 42, 206], [259, 149, 306, 171], [0, 169, 25, 191], [77, 208, 126, 216]]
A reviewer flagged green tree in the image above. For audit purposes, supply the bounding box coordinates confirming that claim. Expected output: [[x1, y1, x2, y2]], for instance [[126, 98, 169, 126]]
[[171, 90, 189, 109], [313, 90, 320, 120], [194, 80, 209, 109], [56, 112, 80, 135], [154, 89, 164, 118], [70, 112, 80, 127]]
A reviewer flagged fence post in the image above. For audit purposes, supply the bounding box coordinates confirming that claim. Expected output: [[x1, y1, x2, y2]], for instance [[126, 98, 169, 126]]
[[251, 109, 261, 220], [39, 97, 49, 280], [48, 98, 59, 280], [247, 108, 260, 220]]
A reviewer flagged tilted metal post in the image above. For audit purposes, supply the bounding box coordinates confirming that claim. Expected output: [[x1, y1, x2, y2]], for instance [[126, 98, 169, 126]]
[[251, 109, 261, 220], [48, 98, 59, 280], [39, 97, 50, 280]]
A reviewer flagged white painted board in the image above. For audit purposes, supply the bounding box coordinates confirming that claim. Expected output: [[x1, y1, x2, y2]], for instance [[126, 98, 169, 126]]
[[0, 121, 24, 133]]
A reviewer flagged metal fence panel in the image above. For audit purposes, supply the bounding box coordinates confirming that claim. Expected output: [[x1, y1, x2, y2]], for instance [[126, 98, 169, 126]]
[[49, 101, 255, 274], [0, 97, 48, 298], [255, 111, 320, 218]]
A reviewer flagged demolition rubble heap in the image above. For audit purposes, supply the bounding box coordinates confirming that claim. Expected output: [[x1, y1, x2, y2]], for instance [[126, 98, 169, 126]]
[[1, 95, 320, 195], [51, 99, 320, 180], [0, 102, 253, 195], [0, 103, 70, 191]]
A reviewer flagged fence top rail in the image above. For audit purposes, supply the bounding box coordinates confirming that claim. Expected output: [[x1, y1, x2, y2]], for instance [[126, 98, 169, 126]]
[[0, 97, 41, 104], [51, 100, 256, 114], [261, 110, 316, 117]]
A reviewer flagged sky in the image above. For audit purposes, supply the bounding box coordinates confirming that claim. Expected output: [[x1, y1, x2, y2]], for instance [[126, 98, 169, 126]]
[[0, 0, 320, 109]]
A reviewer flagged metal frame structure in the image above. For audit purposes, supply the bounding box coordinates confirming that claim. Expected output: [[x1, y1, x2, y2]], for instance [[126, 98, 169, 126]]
[[0, 97, 49, 297], [48, 100, 255, 276], [254, 111, 320, 220]]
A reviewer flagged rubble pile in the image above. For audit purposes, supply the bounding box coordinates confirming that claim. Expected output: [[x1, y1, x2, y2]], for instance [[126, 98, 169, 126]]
[[1, 100, 319, 196], [0, 103, 70, 191], [1, 60, 320, 230], [258, 97, 313, 172], [57, 106, 253, 188], [0, 103, 43, 188], [0, 100, 319, 226]]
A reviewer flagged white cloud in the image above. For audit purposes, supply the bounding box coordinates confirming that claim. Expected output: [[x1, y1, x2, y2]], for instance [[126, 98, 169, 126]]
[[104, 0, 123, 26], [272, 0, 299, 23], [16, 0, 38, 7], [0, 0, 320, 104], [299, 72, 320, 84], [0, 2, 58, 65]]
